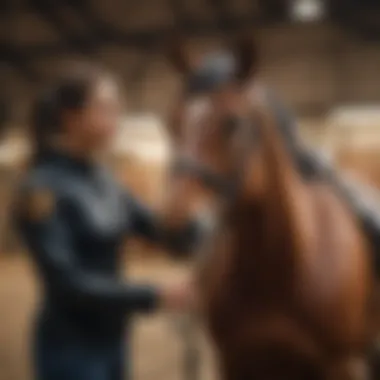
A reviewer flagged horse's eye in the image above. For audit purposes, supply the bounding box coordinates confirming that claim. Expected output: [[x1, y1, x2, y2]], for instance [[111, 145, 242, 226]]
[[223, 115, 241, 137]]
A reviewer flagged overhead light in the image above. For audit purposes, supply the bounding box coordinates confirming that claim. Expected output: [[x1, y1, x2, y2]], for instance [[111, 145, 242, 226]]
[[290, 0, 325, 22]]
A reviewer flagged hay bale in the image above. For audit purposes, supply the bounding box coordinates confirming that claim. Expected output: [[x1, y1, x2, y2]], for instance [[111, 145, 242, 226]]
[[110, 114, 171, 207], [326, 106, 380, 189], [110, 114, 172, 259]]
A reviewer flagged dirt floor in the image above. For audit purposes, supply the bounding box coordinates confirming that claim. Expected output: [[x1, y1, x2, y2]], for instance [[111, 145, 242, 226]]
[[0, 253, 215, 380]]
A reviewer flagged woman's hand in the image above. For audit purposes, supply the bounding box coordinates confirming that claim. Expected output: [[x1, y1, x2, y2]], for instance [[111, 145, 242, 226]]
[[159, 280, 197, 313]]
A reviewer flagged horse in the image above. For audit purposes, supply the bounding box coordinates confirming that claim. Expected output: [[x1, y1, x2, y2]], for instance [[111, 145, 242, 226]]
[[161, 35, 376, 380]]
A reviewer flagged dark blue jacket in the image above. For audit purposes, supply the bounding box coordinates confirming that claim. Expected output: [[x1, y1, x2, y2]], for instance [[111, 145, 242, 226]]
[[15, 150, 198, 342]]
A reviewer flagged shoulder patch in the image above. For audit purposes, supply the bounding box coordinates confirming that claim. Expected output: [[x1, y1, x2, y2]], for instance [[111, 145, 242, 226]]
[[22, 188, 56, 222]]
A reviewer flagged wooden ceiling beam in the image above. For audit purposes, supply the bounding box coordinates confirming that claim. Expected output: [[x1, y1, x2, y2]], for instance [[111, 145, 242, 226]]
[[0, 43, 40, 82], [31, 0, 96, 55]]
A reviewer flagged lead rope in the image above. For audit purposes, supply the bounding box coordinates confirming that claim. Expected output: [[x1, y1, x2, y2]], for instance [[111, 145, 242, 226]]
[[178, 312, 202, 380], [174, 196, 225, 380], [171, 285, 202, 380], [176, 232, 219, 380]]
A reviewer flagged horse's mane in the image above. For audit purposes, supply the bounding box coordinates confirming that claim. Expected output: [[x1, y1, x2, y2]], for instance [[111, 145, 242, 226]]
[[247, 101, 307, 259]]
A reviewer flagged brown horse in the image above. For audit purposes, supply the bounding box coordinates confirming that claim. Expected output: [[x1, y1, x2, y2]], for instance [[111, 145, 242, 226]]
[[162, 36, 375, 380]]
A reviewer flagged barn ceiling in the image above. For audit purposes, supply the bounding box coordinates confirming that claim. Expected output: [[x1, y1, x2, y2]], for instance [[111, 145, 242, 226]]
[[329, 0, 380, 42], [2, 0, 379, 84], [0, 0, 271, 83], [1, 0, 379, 127]]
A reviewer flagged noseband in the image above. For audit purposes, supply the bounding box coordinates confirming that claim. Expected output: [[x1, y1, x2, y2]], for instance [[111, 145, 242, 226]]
[[172, 157, 239, 198], [171, 114, 259, 201]]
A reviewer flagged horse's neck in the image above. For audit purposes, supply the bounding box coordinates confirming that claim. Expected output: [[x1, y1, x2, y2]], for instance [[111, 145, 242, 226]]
[[261, 103, 310, 250], [227, 197, 297, 261], [227, 201, 266, 259], [233, 108, 312, 279], [222, 201, 299, 302]]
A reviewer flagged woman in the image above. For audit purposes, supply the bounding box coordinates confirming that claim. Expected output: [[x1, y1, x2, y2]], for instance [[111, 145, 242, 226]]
[[14, 63, 199, 380]]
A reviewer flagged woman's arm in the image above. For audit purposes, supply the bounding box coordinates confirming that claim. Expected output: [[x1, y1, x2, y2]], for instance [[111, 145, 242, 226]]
[[15, 179, 160, 315], [124, 191, 202, 256]]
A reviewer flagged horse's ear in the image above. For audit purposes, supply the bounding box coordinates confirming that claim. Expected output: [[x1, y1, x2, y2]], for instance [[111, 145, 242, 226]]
[[164, 37, 195, 75], [231, 32, 259, 82]]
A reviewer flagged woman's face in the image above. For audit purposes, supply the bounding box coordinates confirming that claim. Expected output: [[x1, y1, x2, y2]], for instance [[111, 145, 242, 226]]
[[69, 77, 122, 152]]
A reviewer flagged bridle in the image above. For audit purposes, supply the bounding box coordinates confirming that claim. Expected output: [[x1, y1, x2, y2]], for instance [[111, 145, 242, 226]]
[[171, 112, 261, 203]]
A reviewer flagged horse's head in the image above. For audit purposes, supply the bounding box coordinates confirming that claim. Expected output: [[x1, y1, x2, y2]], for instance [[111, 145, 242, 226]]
[[163, 34, 271, 229]]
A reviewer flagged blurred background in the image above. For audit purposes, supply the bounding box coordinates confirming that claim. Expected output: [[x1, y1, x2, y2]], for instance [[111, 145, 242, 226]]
[[0, 0, 379, 379]]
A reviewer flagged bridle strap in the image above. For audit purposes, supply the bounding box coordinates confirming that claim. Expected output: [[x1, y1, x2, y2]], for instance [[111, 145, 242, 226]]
[[171, 112, 259, 201], [171, 157, 238, 198]]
